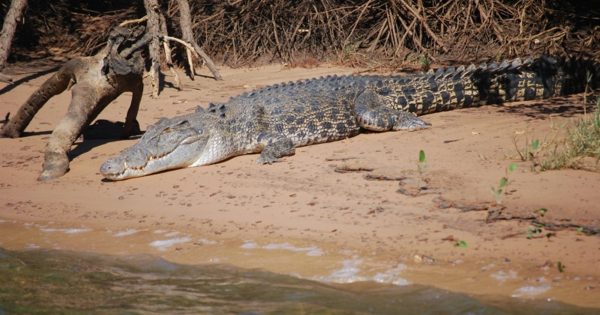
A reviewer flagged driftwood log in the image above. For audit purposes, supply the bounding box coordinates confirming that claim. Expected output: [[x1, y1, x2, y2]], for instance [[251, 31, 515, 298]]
[[0, 26, 148, 181]]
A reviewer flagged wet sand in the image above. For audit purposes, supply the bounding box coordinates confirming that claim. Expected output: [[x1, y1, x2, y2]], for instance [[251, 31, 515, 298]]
[[1, 63, 599, 308]]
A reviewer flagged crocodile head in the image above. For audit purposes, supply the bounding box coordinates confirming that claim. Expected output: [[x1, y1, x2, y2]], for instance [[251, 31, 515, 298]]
[[100, 114, 212, 180]]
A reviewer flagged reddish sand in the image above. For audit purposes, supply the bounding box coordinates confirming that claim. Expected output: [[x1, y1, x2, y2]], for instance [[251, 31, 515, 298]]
[[1, 62, 599, 308]]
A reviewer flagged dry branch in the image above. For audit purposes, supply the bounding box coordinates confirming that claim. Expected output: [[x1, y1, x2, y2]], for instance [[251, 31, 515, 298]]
[[119, 16, 148, 27], [143, 0, 162, 98], [0, 0, 28, 75], [159, 9, 181, 90], [176, 0, 222, 80]]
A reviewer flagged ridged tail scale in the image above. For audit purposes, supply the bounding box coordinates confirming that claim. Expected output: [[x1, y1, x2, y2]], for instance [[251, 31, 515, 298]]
[[441, 56, 599, 113]]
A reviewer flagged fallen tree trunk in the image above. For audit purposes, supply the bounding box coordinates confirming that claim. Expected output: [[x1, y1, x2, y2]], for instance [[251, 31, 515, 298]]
[[0, 26, 148, 181]]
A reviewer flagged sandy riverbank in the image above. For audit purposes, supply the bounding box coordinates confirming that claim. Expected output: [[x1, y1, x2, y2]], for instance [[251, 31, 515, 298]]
[[1, 62, 599, 308]]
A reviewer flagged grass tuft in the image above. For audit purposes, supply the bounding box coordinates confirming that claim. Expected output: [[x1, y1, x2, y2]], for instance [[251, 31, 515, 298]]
[[542, 99, 600, 170]]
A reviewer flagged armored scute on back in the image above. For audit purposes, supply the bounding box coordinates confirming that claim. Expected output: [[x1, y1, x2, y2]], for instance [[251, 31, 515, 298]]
[[100, 55, 600, 180]]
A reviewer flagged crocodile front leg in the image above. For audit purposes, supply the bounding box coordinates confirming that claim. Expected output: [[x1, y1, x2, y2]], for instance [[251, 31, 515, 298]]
[[257, 137, 295, 164]]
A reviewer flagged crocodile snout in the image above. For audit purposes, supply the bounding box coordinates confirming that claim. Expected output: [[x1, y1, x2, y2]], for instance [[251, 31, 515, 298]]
[[99, 158, 124, 180]]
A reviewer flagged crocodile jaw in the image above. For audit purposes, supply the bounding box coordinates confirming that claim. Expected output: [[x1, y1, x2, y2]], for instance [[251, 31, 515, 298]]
[[100, 139, 209, 180]]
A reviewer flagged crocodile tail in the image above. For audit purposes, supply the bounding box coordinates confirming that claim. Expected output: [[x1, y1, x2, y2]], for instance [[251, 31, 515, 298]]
[[553, 56, 600, 95], [473, 55, 600, 105]]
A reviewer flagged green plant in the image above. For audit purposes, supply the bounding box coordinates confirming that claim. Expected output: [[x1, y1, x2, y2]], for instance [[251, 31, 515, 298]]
[[541, 98, 600, 170], [417, 149, 427, 174], [526, 224, 543, 239], [418, 54, 431, 71], [514, 136, 541, 162], [512, 132, 548, 172], [491, 163, 518, 204], [454, 240, 468, 248], [526, 208, 557, 239], [339, 43, 361, 64], [537, 207, 548, 217]]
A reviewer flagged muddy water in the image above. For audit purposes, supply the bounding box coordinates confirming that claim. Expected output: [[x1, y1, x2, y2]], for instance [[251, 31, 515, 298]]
[[1, 247, 598, 315], [1, 219, 599, 314]]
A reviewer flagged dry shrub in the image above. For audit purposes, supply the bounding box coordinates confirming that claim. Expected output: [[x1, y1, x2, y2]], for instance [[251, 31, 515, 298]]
[[6, 1, 140, 61], [180, 0, 600, 67], [5, 0, 600, 67]]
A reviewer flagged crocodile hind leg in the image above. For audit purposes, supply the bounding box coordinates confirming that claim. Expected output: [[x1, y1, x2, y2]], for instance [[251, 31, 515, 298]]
[[257, 137, 295, 164], [355, 90, 430, 131]]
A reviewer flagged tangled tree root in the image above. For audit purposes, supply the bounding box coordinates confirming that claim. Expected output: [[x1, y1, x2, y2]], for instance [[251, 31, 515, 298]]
[[0, 26, 148, 181]]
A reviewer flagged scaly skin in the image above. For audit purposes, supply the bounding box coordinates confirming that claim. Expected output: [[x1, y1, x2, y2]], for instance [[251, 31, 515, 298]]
[[100, 56, 600, 180]]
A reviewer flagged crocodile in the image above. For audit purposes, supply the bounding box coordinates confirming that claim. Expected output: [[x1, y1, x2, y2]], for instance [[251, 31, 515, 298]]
[[100, 56, 599, 180]]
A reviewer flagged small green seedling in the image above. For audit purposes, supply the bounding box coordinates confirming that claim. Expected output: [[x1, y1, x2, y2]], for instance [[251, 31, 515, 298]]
[[417, 149, 427, 174], [491, 163, 518, 204], [419, 54, 431, 71], [575, 226, 595, 236], [455, 240, 468, 248], [537, 207, 548, 217], [529, 139, 541, 158], [513, 134, 543, 170], [526, 225, 543, 239]]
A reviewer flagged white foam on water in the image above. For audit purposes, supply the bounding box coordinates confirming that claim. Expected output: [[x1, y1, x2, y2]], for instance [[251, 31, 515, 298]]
[[196, 238, 218, 245], [373, 264, 410, 286], [40, 227, 91, 234], [511, 277, 551, 297], [511, 283, 551, 297], [491, 270, 518, 282], [165, 231, 180, 237], [26, 243, 40, 249], [153, 229, 167, 234], [240, 241, 258, 249], [262, 242, 324, 257], [317, 259, 410, 286], [240, 241, 323, 256], [149, 236, 192, 251], [113, 229, 139, 237], [319, 258, 367, 283]]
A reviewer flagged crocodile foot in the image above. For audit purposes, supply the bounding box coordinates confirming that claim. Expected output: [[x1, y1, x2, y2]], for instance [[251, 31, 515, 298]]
[[38, 152, 70, 181], [394, 113, 431, 131], [257, 138, 295, 164]]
